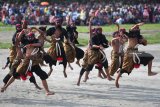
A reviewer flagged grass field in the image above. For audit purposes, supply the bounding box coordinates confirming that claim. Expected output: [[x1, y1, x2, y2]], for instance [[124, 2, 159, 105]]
[[0, 23, 160, 49], [0, 42, 11, 49], [77, 23, 160, 33], [0, 23, 160, 32]]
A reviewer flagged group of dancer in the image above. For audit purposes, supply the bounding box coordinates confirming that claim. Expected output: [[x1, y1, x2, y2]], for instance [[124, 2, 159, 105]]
[[1, 16, 157, 95]]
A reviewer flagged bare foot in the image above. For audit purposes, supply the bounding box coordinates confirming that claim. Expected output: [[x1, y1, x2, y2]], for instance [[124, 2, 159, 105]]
[[35, 86, 42, 90], [2, 67, 6, 69], [83, 79, 87, 82], [63, 71, 67, 78], [107, 76, 115, 81], [46, 91, 55, 95], [103, 76, 107, 79], [115, 80, 119, 88], [1, 87, 6, 92], [102, 74, 107, 79], [34, 83, 42, 90], [77, 81, 80, 86], [148, 72, 157, 76], [68, 64, 73, 70], [83, 77, 89, 82]]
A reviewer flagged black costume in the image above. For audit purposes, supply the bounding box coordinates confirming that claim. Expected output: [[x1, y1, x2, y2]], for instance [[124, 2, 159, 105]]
[[79, 33, 109, 76]]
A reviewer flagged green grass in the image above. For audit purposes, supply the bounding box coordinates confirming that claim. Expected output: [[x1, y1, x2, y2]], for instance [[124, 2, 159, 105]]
[[0, 33, 160, 49], [144, 33, 160, 44], [0, 23, 160, 32], [0, 42, 11, 49], [0, 22, 8, 27], [0, 24, 160, 49], [77, 38, 89, 46], [0, 27, 15, 31], [77, 24, 160, 33], [0, 22, 14, 31], [77, 32, 160, 46]]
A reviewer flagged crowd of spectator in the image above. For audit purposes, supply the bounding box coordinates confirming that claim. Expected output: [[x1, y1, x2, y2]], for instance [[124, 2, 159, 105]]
[[0, 1, 160, 25]]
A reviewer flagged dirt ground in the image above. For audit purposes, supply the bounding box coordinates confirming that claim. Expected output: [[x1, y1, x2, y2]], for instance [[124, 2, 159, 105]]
[[0, 31, 160, 107]]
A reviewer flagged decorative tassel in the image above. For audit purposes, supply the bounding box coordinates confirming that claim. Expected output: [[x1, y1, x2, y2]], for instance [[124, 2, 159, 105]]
[[95, 63, 103, 69], [20, 71, 33, 81], [57, 57, 63, 62], [134, 64, 140, 68], [20, 75, 27, 81], [27, 71, 33, 77]]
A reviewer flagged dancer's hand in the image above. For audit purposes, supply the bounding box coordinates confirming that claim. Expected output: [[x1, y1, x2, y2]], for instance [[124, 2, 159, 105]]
[[137, 22, 144, 26], [99, 45, 104, 50]]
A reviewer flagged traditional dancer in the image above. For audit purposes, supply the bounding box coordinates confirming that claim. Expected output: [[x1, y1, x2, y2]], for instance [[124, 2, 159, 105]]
[[66, 15, 84, 69], [2, 23, 41, 90], [93, 27, 110, 79], [77, 17, 113, 86], [2, 24, 22, 70], [46, 17, 72, 78], [1, 27, 54, 95], [115, 22, 157, 88], [109, 24, 128, 76]]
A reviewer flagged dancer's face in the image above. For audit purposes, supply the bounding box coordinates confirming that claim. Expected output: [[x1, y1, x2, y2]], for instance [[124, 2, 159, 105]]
[[55, 21, 62, 27], [97, 28, 102, 34], [16, 24, 22, 32]]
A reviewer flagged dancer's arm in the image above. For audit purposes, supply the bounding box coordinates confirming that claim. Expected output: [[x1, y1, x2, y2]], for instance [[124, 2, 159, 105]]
[[31, 27, 44, 36], [130, 22, 144, 30]]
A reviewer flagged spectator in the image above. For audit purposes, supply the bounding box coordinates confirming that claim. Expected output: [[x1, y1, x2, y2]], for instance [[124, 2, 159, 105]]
[[0, 1, 160, 25]]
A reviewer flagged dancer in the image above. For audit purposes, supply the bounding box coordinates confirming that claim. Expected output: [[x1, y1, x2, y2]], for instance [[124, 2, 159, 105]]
[[109, 25, 128, 76], [94, 27, 110, 79], [66, 15, 84, 69], [1, 27, 54, 95], [2, 23, 41, 90], [46, 17, 72, 78], [77, 17, 113, 86], [115, 22, 157, 88]]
